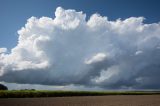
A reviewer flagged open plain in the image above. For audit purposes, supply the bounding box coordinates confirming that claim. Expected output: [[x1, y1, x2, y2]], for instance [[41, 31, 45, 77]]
[[0, 95, 160, 106]]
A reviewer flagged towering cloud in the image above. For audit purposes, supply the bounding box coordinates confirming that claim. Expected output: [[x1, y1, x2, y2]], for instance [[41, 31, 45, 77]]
[[0, 7, 160, 89]]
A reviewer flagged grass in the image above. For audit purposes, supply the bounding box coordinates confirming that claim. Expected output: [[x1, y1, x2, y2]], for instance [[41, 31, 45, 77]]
[[0, 90, 160, 98]]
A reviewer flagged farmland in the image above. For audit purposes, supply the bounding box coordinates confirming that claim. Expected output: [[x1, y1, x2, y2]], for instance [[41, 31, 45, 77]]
[[0, 90, 160, 106], [0, 95, 160, 106], [0, 90, 160, 98]]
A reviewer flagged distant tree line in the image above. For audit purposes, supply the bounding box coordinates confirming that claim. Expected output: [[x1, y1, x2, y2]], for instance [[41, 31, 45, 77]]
[[0, 84, 8, 90]]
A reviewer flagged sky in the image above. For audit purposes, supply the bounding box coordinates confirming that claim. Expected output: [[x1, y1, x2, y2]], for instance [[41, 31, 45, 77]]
[[0, 0, 160, 90], [1, 0, 160, 49]]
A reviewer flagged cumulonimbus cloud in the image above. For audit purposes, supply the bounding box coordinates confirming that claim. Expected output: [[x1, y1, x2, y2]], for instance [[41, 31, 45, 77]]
[[0, 7, 160, 89]]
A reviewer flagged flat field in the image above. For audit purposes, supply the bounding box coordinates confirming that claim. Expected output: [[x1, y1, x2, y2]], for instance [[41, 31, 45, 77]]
[[0, 95, 160, 106], [0, 90, 160, 98]]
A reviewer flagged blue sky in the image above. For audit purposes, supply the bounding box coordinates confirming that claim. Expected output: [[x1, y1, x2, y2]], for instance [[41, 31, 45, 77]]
[[0, 0, 160, 49], [0, 0, 160, 90]]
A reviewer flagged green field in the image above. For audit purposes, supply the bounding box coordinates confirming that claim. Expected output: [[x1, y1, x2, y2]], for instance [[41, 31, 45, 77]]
[[0, 90, 160, 98]]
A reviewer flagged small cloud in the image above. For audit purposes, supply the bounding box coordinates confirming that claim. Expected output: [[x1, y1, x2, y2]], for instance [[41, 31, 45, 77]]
[[0, 48, 7, 53], [85, 53, 107, 64], [135, 50, 143, 55]]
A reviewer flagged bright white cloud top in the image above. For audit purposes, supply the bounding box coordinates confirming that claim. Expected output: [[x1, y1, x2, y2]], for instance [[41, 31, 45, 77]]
[[0, 7, 160, 89]]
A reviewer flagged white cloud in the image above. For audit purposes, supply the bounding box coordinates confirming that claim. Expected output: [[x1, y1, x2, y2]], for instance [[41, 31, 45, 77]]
[[85, 53, 107, 64], [0, 7, 160, 90], [0, 48, 7, 53], [135, 50, 143, 55]]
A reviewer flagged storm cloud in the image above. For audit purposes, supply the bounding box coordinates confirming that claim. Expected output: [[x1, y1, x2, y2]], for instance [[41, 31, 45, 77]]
[[0, 7, 160, 89]]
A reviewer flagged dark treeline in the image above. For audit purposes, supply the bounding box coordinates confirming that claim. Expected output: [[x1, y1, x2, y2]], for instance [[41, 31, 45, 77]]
[[0, 84, 7, 90], [0, 90, 160, 98]]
